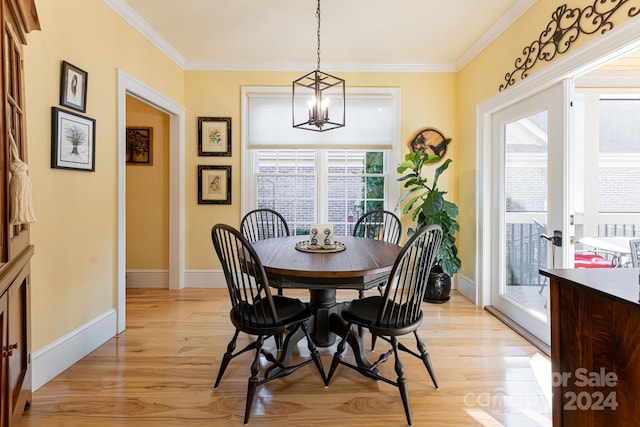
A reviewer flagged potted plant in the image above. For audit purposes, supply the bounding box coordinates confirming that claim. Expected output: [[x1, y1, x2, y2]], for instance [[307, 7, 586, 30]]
[[397, 151, 461, 303]]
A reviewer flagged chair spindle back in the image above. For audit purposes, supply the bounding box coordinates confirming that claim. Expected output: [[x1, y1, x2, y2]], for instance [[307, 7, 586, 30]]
[[211, 224, 279, 328], [378, 224, 442, 329], [352, 209, 402, 245], [240, 208, 290, 243]]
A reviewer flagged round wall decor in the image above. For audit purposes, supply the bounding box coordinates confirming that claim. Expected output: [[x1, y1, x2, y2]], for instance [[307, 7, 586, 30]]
[[407, 127, 451, 161]]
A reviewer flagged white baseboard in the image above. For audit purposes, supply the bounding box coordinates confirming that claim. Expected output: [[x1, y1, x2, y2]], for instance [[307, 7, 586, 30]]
[[455, 273, 477, 304], [184, 269, 226, 288], [31, 308, 117, 390], [126, 269, 226, 288], [125, 269, 169, 288]]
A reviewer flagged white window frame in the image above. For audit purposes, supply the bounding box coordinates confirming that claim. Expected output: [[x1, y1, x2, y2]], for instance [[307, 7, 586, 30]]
[[241, 86, 402, 218]]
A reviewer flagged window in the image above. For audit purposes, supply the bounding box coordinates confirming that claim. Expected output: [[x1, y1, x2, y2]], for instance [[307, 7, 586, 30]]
[[242, 87, 401, 237]]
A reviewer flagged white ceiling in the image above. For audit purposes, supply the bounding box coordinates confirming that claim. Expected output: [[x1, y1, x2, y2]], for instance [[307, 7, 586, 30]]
[[110, 0, 537, 71]]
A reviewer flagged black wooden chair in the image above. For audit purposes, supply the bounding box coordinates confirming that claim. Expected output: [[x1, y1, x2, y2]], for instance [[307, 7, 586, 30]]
[[326, 224, 443, 427], [352, 209, 402, 298], [240, 208, 290, 242], [211, 224, 326, 424], [241, 208, 290, 296]]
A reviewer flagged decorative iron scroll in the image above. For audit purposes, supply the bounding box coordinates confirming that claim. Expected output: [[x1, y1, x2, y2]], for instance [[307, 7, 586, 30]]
[[499, 0, 640, 91]]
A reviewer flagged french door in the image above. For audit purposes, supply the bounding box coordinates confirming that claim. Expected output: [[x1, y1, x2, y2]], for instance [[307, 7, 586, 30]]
[[490, 80, 573, 346]]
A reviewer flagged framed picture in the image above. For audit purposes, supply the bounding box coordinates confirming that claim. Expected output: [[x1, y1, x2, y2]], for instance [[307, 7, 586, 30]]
[[51, 107, 96, 172], [59, 61, 88, 113], [198, 117, 231, 156], [198, 165, 231, 204], [126, 127, 153, 165]]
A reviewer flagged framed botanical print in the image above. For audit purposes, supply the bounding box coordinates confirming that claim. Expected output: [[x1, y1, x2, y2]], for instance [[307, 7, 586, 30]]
[[51, 107, 96, 172], [198, 117, 231, 156], [198, 165, 231, 204]]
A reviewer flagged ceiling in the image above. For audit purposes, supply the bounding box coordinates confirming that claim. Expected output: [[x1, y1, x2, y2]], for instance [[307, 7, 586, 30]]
[[112, 0, 537, 71]]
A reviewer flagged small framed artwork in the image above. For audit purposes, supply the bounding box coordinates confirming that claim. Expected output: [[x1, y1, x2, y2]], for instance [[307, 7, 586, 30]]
[[126, 127, 153, 165], [51, 107, 96, 172], [59, 61, 88, 113], [198, 165, 231, 204], [198, 117, 231, 156]]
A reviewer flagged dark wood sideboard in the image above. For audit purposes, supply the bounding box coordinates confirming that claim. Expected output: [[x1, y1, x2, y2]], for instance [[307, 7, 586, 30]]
[[540, 268, 640, 427]]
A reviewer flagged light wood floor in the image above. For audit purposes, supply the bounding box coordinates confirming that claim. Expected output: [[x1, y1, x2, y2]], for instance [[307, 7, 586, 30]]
[[22, 289, 552, 426]]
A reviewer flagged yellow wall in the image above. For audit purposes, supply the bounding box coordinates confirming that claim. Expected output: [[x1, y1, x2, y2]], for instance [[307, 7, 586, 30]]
[[455, 0, 640, 280], [23, 0, 183, 350], [184, 71, 457, 268], [125, 96, 170, 269], [19, 0, 640, 359]]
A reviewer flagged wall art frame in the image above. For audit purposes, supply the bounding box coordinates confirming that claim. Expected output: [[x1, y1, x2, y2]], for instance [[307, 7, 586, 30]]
[[198, 165, 231, 204], [51, 107, 96, 172], [126, 127, 153, 165], [60, 61, 88, 112], [198, 117, 231, 156]]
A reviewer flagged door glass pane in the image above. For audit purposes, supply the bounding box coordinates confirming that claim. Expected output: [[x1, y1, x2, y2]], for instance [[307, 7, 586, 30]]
[[503, 111, 549, 320]]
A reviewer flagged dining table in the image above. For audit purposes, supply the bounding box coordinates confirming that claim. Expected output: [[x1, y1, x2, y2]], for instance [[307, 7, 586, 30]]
[[251, 235, 402, 372]]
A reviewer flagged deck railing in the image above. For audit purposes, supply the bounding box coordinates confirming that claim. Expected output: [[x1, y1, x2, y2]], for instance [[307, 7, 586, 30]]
[[506, 221, 640, 286]]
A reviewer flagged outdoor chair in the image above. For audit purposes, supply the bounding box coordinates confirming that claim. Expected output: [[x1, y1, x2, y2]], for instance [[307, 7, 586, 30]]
[[630, 239, 640, 268]]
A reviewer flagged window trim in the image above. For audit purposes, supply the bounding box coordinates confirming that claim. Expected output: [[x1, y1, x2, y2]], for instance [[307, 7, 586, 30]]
[[241, 86, 402, 217]]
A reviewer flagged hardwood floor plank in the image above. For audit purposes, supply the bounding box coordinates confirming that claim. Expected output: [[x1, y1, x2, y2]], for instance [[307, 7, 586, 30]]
[[22, 289, 551, 426]]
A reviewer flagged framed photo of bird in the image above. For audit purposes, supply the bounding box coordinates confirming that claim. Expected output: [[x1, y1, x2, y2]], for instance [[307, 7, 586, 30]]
[[407, 127, 451, 162], [198, 165, 231, 204]]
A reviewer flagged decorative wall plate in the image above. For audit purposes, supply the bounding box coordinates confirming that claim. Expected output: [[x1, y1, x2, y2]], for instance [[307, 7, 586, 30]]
[[295, 240, 346, 253], [407, 127, 451, 161]]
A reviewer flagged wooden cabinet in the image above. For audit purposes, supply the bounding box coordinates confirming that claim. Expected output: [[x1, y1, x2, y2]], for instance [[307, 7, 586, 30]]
[[1, 247, 32, 427], [541, 268, 640, 427], [0, 1, 39, 426]]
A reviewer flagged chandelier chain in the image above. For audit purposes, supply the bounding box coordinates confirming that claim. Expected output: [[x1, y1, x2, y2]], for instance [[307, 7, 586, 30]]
[[316, 0, 321, 71]]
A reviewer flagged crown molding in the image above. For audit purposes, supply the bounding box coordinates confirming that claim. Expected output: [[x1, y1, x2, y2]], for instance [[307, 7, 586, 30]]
[[104, 0, 186, 69], [455, 0, 538, 71], [185, 60, 456, 73], [107, 0, 534, 73]]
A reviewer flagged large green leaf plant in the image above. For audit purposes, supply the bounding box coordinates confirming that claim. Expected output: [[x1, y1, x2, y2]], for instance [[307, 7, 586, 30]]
[[396, 151, 461, 276]]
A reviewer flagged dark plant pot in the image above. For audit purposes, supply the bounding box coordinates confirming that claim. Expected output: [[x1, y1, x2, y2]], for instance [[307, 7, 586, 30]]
[[424, 268, 451, 303]]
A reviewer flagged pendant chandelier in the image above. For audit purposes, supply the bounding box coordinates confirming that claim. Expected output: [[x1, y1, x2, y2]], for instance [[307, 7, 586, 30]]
[[292, 0, 345, 132]]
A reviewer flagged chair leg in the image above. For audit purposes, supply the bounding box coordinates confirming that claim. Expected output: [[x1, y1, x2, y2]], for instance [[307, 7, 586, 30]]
[[414, 331, 438, 389], [244, 335, 265, 425], [327, 323, 352, 384], [302, 322, 327, 385], [214, 329, 239, 389], [370, 334, 377, 352], [277, 288, 283, 296], [391, 337, 412, 427]]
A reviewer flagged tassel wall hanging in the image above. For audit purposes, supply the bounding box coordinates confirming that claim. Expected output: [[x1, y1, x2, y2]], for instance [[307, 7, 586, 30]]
[[9, 130, 36, 224]]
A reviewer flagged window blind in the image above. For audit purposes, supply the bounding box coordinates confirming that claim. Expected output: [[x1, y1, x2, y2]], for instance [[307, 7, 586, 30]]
[[245, 87, 399, 149]]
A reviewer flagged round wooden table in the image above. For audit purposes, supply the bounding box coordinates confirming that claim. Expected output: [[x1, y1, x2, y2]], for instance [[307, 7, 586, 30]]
[[252, 235, 401, 372]]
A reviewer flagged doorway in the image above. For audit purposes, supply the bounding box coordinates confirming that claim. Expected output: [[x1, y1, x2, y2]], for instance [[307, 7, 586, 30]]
[[476, 19, 640, 347], [489, 81, 571, 346], [125, 96, 170, 287], [116, 70, 186, 334]]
